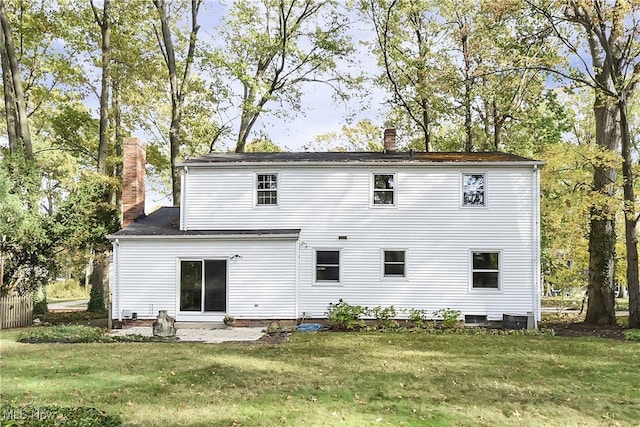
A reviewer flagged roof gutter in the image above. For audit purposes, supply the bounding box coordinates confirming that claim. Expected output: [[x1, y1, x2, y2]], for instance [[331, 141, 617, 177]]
[[177, 160, 546, 169], [106, 233, 301, 241]]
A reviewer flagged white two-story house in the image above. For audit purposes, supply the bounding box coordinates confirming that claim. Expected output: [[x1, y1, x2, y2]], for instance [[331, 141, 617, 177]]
[[108, 130, 543, 325]]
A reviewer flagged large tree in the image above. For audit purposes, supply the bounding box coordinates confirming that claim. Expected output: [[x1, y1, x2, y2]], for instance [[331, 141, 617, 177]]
[[211, 0, 355, 153], [365, 0, 554, 153], [0, 0, 32, 159], [89, 0, 111, 175], [364, 0, 443, 151], [530, 0, 640, 326], [153, 0, 202, 206]]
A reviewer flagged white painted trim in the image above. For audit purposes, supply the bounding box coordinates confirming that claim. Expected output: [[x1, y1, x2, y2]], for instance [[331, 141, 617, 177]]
[[254, 171, 280, 207], [175, 257, 229, 319], [313, 248, 343, 286], [370, 172, 398, 208], [178, 161, 545, 168], [112, 239, 121, 321], [107, 233, 300, 241], [461, 171, 488, 208], [380, 248, 409, 281], [180, 167, 187, 230], [532, 165, 541, 325], [469, 249, 503, 292], [294, 240, 300, 318]]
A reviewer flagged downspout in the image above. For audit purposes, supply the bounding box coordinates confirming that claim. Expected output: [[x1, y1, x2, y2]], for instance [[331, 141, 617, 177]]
[[113, 239, 121, 321], [532, 165, 541, 326], [294, 239, 300, 319], [180, 167, 188, 230]]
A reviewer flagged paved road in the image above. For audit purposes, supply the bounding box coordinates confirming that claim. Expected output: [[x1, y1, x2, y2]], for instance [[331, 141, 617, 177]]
[[47, 299, 88, 311]]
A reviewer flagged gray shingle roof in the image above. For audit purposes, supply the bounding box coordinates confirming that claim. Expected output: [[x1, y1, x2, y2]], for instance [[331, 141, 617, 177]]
[[108, 207, 300, 238], [181, 151, 541, 165]]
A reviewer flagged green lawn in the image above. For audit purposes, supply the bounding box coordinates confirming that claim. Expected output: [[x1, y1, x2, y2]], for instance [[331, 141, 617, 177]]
[[1, 329, 639, 426]]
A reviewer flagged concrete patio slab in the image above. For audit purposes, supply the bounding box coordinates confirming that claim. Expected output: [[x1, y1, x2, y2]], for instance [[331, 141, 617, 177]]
[[110, 326, 265, 343]]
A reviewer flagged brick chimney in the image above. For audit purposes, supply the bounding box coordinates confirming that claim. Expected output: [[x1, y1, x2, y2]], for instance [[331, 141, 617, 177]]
[[384, 128, 396, 153], [122, 137, 146, 227]]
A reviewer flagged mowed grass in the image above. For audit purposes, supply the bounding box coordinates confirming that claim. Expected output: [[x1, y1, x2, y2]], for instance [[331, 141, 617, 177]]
[[1, 330, 639, 426]]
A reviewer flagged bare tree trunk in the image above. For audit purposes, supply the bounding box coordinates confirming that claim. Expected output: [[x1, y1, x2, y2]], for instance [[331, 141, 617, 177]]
[[0, 235, 5, 291], [112, 78, 123, 216], [585, 93, 618, 325], [492, 100, 503, 151], [421, 100, 430, 152], [0, 26, 18, 153], [0, 0, 32, 159], [461, 31, 472, 152], [90, 0, 111, 174], [88, 253, 107, 313], [153, 0, 202, 206], [235, 111, 252, 153], [619, 100, 640, 328]]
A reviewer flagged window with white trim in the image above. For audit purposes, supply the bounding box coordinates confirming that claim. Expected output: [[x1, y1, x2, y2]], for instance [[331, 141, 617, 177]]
[[462, 173, 485, 206], [383, 250, 405, 277], [471, 251, 500, 289], [256, 173, 278, 205], [316, 250, 340, 283], [373, 173, 395, 205]]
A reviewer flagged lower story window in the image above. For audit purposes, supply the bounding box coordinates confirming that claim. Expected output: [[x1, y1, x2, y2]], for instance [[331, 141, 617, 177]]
[[471, 251, 500, 289], [384, 250, 405, 277], [316, 250, 340, 282]]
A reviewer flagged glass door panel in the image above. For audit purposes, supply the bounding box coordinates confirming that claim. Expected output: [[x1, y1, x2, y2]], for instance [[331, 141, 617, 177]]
[[204, 260, 227, 312], [180, 261, 202, 311]]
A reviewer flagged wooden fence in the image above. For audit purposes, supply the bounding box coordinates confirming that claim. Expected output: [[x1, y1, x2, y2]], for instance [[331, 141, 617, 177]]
[[0, 294, 33, 329]]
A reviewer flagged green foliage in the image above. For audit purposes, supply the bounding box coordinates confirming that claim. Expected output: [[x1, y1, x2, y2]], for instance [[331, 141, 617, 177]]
[[364, 0, 559, 152], [304, 120, 383, 152], [16, 325, 153, 343], [370, 305, 399, 330], [623, 329, 640, 342], [6, 330, 639, 425], [46, 279, 89, 300], [326, 300, 368, 330], [40, 311, 105, 325], [539, 138, 627, 294], [87, 282, 106, 314], [210, 0, 357, 150], [52, 172, 119, 252], [17, 325, 105, 343], [407, 308, 429, 328], [32, 287, 48, 317], [244, 138, 283, 153], [0, 404, 122, 427], [432, 308, 462, 329], [0, 158, 57, 296]]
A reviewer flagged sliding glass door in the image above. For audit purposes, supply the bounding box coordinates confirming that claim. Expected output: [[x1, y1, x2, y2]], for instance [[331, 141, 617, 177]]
[[180, 260, 227, 312]]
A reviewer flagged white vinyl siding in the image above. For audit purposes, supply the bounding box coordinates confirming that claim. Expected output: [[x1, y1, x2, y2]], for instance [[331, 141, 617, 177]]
[[173, 166, 537, 320], [113, 239, 296, 320]]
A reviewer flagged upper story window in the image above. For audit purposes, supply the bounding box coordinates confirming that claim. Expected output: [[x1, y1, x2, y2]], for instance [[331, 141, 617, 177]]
[[373, 173, 396, 206], [462, 173, 485, 207], [256, 173, 278, 206], [471, 251, 500, 289]]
